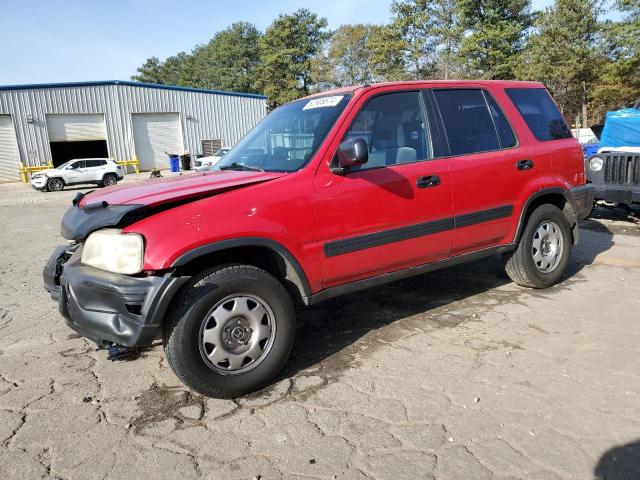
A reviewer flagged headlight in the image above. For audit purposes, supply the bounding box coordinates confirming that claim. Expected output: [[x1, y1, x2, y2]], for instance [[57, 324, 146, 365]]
[[589, 156, 603, 172], [81, 229, 144, 274]]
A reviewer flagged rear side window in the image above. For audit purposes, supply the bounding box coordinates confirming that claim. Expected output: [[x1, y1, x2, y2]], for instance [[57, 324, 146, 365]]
[[85, 160, 105, 167], [433, 89, 501, 156], [505, 88, 572, 141]]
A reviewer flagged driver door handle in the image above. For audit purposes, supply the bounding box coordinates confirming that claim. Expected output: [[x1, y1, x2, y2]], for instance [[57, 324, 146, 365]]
[[416, 175, 441, 188]]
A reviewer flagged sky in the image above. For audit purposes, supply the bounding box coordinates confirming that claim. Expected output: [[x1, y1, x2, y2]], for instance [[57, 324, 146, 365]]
[[0, 0, 602, 85]]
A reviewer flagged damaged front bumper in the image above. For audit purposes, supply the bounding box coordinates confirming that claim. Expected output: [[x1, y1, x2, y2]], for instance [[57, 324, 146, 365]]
[[43, 245, 187, 347]]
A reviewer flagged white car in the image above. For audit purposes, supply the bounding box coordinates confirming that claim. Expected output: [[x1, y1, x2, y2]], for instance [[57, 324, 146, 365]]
[[31, 158, 124, 192], [194, 148, 230, 171]]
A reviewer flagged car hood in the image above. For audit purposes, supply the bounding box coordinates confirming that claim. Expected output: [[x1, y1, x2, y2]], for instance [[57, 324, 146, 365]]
[[62, 170, 286, 241], [33, 170, 59, 178], [78, 170, 285, 208]]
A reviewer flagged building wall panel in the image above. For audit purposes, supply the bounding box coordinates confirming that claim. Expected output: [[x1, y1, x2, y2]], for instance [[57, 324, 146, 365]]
[[0, 82, 266, 171]]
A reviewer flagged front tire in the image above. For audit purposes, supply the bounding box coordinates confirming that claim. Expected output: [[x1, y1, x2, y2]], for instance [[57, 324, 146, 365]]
[[505, 204, 572, 288], [163, 264, 295, 398], [46, 177, 64, 192]]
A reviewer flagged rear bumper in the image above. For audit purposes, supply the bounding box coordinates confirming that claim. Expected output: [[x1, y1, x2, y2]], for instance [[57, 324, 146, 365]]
[[570, 184, 595, 221], [44, 246, 187, 347]]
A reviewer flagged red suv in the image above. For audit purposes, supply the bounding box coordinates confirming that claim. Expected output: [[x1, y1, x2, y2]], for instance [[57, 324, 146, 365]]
[[44, 81, 594, 397]]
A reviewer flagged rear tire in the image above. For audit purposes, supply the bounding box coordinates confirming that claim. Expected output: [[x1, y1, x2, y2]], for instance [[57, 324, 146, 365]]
[[505, 204, 572, 288], [163, 264, 295, 398], [101, 173, 118, 187], [46, 177, 64, 192]]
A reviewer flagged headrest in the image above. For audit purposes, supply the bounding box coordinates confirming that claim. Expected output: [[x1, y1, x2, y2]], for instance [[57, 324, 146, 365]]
[[371, 124, 398, 150]]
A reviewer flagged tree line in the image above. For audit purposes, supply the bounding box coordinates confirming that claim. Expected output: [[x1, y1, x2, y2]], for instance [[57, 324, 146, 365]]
[[133, 0, 640, 126]]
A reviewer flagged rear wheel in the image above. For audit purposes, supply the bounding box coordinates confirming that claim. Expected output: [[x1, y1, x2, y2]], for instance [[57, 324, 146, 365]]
[[47, 177, 64, 192], [163, 264, 295, 398], [102, 173, 118, 187], [505, 204, 572, 288]]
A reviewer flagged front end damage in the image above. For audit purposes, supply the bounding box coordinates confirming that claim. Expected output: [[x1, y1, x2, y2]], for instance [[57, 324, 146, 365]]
[[44, 192, 189, 348], [44, 244, 187, 348]]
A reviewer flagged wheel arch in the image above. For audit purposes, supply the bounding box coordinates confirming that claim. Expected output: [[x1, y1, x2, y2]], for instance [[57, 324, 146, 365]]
[[47, 176, 66, 185], [170, 238, 312, 305], [514, 187, 579, 245]]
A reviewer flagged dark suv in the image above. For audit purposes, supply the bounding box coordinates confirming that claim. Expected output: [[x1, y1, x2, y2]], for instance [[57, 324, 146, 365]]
[[44, 81, 594, 398]]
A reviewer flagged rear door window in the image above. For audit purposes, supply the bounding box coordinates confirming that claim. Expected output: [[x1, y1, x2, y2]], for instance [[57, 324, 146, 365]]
[[433, 89, 501, 156], [485, 93, 517, 148], [505, 88, 572, 141], [85, 160, 104, 168]]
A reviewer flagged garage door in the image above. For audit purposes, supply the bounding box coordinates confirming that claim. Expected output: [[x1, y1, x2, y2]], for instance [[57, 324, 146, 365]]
[[0, 115, 20, 183], [132, 113, 183, 170], [46, 114, 107, 142]]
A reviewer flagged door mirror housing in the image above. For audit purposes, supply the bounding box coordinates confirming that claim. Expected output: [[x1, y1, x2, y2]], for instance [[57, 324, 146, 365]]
[[333, 138, 368, 174]]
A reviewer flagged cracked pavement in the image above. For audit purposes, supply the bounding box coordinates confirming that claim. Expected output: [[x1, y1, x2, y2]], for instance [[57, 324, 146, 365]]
[[0, 181, 639, 479]]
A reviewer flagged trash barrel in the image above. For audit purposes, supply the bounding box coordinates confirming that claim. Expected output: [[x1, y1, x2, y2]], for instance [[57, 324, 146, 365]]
[[169, 155, 180, 172], [180, 154, 192, 171]]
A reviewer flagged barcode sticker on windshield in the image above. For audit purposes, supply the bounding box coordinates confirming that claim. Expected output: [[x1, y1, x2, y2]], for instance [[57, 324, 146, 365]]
[[303, 95, 344, 110]]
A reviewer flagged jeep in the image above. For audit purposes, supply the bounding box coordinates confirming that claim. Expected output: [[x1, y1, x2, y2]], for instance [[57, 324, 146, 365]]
[[43, 81, 594, 398]]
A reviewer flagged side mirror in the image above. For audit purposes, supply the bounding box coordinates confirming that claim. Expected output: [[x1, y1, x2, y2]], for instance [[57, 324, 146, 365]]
[[333, 138, 368, 174]]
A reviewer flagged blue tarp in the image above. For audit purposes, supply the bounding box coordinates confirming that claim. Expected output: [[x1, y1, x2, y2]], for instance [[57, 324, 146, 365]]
[[599, 108, 640, 148]]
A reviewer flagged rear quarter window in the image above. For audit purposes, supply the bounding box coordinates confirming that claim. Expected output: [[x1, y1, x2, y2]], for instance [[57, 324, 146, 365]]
[[505, 88, 572, 141]]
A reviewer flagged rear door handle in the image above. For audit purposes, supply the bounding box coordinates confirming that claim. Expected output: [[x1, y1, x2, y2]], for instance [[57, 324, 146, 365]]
[[416, 175, 441, 188], [516, 159, 534, 170]]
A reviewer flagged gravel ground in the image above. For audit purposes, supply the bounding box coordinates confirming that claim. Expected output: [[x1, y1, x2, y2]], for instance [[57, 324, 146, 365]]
[[0, 180, 639, 480]]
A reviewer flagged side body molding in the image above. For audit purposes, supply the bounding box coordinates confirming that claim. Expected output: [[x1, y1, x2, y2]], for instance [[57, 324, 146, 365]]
[[170, 238, 313, 303]]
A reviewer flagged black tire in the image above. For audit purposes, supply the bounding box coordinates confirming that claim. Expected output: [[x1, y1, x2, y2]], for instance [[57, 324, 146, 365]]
[[163, 264, 295, 398], [101, 173, 118, 187], [505, 204, 572, 288], [46, 177, 64, 192]]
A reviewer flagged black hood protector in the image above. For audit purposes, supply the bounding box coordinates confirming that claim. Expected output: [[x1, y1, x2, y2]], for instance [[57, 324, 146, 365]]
[[61, 201, 147, 241]]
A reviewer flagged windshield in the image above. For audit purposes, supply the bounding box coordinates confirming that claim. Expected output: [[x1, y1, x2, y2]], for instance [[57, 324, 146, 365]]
[[215, 94, 351, 173], [56, 160, 74, 170]]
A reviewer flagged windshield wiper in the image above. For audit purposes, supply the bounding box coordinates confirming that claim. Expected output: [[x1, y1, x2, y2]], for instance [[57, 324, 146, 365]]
[[219, 162, 264, 172]]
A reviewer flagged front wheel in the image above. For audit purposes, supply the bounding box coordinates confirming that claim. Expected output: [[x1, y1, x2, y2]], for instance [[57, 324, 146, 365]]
[[46, 177, 64, 192], [101, 173, 118, 187], [505, 204, 572, 288], [163, 264, 295, 398]]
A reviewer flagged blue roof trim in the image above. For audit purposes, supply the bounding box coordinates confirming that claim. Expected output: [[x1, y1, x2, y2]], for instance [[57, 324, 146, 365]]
[[0, 80, 267, 100]]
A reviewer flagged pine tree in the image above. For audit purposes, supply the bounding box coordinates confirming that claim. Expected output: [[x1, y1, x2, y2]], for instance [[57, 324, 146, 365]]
[[590, 0, 640, 120], [518, 0, 600, 123], [255, 9, 329, 108], [458, 0, 533, 79]]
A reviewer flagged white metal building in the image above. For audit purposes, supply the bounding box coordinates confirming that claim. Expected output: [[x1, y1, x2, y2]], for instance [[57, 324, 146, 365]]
[[0, 80, 267, 182]]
